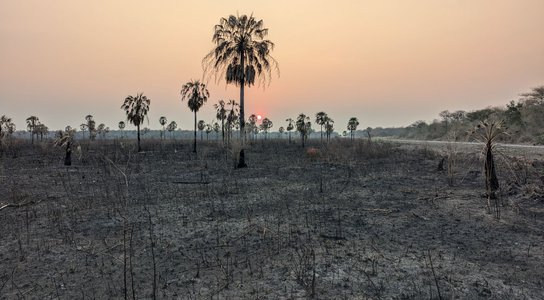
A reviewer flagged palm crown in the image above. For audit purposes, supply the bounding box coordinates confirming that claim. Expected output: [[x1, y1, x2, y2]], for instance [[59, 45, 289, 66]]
[[121, 93, 150, 127]]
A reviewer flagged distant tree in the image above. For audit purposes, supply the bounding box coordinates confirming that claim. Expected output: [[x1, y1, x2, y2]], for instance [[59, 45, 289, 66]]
[[198, 120, 206, 141], [203, 14, 279, 167], [296, 114, 311, 147], [167, 121, 177, 139], [315, 111, 328, 143], [347, 117, 359, 140], [97, 123, 106, 139], [286, 118, 294, 144], [466, 108, 497, 123], [214, 100, 227, 142], [121, 93, 151, 152], [439, 110, 452, 134], [180, 80, 209, 153], [278, 126, 285, 139], [118, 121, 126, 138], [225, 100, 239, 145], [0, 115, 16, 141], [324, 117, 334, 142], [520, 85, 544, 104], [212, 122, 220, 140], [205, 123, 213, 140], [248, 114, 258, 140], [159, 116, 168, 140], [365, 127, 372, 142], [84, 115, 97, 140], [260, 118, 273, 139], [26, 116, 40, 144]]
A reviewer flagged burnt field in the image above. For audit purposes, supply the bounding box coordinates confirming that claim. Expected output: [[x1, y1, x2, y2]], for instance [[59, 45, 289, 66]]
[[1, 139, 543, 299]]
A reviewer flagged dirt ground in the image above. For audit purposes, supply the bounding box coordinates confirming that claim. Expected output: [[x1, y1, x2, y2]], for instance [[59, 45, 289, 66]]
[[0, 138, 543, 299]]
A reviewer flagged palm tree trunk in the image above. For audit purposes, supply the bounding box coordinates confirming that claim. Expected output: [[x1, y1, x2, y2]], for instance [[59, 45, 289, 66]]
[[320, 125, 323, 143], [237, 53, 247, 168], [137, 124, 141, 152], [193, 112, 197, 153], [221, 119, 225, 143]]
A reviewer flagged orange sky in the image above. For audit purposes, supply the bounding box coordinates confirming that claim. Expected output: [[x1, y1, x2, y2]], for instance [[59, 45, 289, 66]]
[[1, 0, 543, 131]]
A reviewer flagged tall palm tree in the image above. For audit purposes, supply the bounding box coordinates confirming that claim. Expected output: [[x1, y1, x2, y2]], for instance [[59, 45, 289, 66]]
[[26, 116, 40, 144], [347, 117, 359, 141], [203, 14, 279, 167], [121, 93, 151, 152], [296, 114, 311, 148], [214, 100, 227, 143], [180, 80, 209, 153], [159, 116, 167, 140], [315, 112, 328, 143]]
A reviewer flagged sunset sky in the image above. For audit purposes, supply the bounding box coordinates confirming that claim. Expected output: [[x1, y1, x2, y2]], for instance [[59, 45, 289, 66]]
[[1, 0, 543, 131]]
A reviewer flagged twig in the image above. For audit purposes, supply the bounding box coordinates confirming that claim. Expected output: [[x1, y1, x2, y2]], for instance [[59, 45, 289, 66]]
[[427, 250, 443, 300]]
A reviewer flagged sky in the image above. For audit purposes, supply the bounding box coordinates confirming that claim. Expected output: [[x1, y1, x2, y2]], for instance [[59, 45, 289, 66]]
[[1, 0, 543, 131]]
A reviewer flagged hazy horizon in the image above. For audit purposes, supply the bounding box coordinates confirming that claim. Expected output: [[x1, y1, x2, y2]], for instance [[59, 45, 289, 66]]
[[1, 0, 543, 131]]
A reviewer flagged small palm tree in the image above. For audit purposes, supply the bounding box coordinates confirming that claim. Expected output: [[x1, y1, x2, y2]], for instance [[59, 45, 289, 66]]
[[248, 114, 258, 140], [167, 121, 177, 139], [118, 121, 125, 138], [0, 115, 15, 141], [296, 114, 311, 147], [225, 100, 239, 145], [278, 126, 285, 139], [121, 93, 151, 152], [213, 122, 220, 140], [85, 115, 96, 140], [26, 116, 40, 144], [315, 112, 328, 143], [286, 118, 294, 144], [325, 118, 334, 142], [205, 123, 213, 140], [159, 116, 167, 140], [198, 120, 206, 141], [347, 117, 359, 140], [260, 118, 273, 140], [214, 100, 227, 143], [54, 126, 76, 166], [180, 80, 209, 153]]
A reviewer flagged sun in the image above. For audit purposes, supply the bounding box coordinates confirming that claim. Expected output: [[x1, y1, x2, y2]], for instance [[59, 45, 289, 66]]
[[257, 115, 262, 121]]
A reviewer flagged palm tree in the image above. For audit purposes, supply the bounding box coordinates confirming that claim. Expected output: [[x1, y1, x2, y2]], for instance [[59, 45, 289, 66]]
[[212, 122, 220, 140], [315, 112, 328, 143], [260, 118, 273, 139], [248, 114, 258, 140], [180, 80, 209, 153], [278, 126, 285, 139], [203, 14, 279, 167], [26, 116, 40, 144], [159, 116, 167, 140], [54, 126, 76, 166], [296, 114, 311, 147], [214, 100, 227, 143], [347, 117, 359, 140], [84, 115, 96, 140], [225, 100, 239, 145], [118, 121, 125, 138], [167, 121, 177, 139], [121, 93, 151, 152], [205, 123, 213, 140], [286, 118, 294, 144], [0, 115, 15, 140], [325, 118, 334, 142], [97, 123, 106, 139], [198, 120, 206, 141]]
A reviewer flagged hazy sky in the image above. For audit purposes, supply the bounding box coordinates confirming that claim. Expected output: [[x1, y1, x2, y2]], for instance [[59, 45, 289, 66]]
[[1, 0, 543, 131]]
